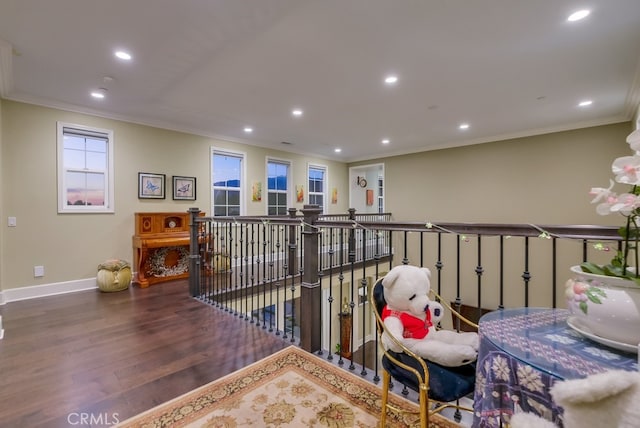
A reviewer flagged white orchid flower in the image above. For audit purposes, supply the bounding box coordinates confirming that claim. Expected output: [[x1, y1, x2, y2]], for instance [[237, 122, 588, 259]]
[[595, 195, 617, 215], [587, 129, 640, 281], [609, 193, 640, 215], [627, 129, 640, 152], [589, 179, 615, 203], [612, 155, 640, 185]]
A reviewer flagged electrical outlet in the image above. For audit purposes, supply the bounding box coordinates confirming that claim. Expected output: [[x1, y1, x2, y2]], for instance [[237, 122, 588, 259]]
[[34, 266, 44, 277], [8, 217, 16, 227]]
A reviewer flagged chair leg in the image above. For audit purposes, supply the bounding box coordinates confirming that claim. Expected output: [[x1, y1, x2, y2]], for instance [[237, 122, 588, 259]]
[[419, 384, 428, 428], [380, 370, 390, 427]]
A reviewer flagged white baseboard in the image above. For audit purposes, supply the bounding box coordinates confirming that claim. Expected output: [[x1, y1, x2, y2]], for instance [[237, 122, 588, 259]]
[[0, 277, 98, 305]]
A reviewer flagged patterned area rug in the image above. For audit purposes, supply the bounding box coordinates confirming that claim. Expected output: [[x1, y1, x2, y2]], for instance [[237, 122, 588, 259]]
[[116, 345, 460, 427]]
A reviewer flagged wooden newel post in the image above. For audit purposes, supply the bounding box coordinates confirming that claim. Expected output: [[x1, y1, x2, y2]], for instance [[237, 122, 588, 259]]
[[299, 204, 322, 353], [188, 207, 201, 297]]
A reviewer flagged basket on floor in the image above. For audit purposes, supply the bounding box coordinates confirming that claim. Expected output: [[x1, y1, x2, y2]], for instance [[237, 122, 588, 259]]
[[97, 259, 132, 292]]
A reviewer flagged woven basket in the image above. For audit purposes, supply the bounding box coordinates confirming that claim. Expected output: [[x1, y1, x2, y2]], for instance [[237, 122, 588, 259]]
[[97, 259, 132, 292]]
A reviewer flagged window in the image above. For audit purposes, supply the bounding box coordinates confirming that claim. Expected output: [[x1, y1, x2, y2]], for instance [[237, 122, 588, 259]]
[[308, 165, 326, 211], [378, 175, 384, 214], [267, 159, 290, 215], [212, 150, 243, 216], [57, 122, 114, 213]]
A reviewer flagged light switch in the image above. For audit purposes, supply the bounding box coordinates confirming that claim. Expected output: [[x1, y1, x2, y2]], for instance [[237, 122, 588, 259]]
[[8, 217, 16, 227]]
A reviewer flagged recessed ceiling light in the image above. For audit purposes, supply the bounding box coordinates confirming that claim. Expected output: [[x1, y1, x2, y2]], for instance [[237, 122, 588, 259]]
[[382, 139, 390, 144], [578, 100, 593, 107], [384, 75, 398, 85], [292, 109, 303, 117], [114, 50, 132, 60], [567, 10, 590, 22], [334, 148, 342, 153], [90, 89, 106, 99], [459, 123, 470, 130], [243, 127, 253, 133]]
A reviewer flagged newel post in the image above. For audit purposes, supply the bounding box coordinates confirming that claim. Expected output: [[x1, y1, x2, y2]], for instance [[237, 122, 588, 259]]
[[188, 207, 201, 297], [299, 204, 322, 352]]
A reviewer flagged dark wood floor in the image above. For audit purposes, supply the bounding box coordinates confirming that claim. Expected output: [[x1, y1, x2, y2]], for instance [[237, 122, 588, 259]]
[[0, 280, 292, 427]]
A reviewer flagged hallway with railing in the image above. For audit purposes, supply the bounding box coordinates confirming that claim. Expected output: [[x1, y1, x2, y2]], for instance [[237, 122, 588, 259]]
[[187, 207, 624, 397]]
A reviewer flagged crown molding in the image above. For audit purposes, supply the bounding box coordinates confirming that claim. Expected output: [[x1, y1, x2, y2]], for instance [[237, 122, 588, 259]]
[[347, 116, 631, 163], [4, 93, 342, 162]]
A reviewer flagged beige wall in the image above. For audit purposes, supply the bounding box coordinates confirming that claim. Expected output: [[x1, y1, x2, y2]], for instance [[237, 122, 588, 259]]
[[0, 100, 348, 291], [353, 122, 633, 224]]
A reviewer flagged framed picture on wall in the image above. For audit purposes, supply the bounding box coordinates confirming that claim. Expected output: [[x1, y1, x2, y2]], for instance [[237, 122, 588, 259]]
[[172, 175, 196, 200], [366, 189, 374, 206], [138, 172, 166, 199]]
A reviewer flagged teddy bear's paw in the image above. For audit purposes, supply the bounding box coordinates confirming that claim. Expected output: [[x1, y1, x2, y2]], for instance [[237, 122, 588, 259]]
[[458, 345, 478, 364], [462, 332, 480, 350], [437, 348, 477, 367]]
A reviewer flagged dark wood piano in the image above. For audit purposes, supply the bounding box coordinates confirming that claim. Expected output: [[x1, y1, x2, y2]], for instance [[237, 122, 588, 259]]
[[132, 211, 203, 288]]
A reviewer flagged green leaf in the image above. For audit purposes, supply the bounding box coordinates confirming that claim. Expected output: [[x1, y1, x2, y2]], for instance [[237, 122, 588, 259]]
[[580, 262, 605, 275], [579, 262, 640, 286], [585, 287, 607, 303], [604, 265, 625, 277], [586, 293, 602, 304], [579, 301, 588, 314], [618, 226, 628, 239]]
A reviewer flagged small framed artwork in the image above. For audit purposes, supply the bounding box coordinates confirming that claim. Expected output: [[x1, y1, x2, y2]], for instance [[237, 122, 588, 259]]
[[366, 189, 374, 206], [173, 175, 196, 200], [296, 185, 304, 202], [252, 181, 262, 202], [138, 172, 166, 199]]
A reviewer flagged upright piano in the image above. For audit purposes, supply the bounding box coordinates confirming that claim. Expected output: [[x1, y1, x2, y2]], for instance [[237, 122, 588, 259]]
[[132, 211, 203, 288]]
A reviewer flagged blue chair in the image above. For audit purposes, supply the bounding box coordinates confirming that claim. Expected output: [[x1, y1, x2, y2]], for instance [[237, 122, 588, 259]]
[[371, 277, 477, 428]]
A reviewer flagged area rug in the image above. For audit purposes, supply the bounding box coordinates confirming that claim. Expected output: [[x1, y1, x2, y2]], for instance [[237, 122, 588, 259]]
[[116, 345, 460, 427]]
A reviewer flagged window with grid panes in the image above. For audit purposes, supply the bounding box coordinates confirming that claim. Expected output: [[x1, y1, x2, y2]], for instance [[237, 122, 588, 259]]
[[378, 176, 384, 214], [212, 150, 243, 216], [267, 160, 289, 215], [57, 122, 114, 213], [308, 165, 326, 210]]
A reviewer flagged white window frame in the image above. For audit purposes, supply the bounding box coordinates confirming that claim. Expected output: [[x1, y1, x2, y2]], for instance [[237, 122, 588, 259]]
[[211, 148, 245, 216], [378, 174, 384, 214], [266, 157, 291, 216], [308, 163, 327, 213], [56, 122, 114, 214]]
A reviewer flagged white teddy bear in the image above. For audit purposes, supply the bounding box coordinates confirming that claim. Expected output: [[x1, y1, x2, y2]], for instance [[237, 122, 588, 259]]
[[380, 265, 479, 367]]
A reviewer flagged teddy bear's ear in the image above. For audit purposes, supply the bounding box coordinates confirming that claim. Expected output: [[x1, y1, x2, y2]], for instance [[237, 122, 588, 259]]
[[382, 269, 400, 289], [421, 267, 431, 279]]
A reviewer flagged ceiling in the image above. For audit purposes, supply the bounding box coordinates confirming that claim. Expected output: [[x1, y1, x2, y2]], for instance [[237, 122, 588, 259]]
[[1, 0, 640, 162]]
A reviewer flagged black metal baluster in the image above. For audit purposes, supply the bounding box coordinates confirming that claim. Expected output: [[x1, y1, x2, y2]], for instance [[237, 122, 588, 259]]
[[476, 235, 484, 323], [360, 227, 368, 376], [326, 228, 335, 361], [499, 236, 504, 310], [523, 236, 531, 307]]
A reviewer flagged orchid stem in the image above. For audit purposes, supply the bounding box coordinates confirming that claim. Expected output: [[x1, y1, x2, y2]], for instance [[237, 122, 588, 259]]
[[623, 213, 632, 276]]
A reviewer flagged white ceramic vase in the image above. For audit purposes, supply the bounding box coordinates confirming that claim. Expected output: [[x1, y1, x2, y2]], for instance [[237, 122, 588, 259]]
[[566, 265, 640, 347]]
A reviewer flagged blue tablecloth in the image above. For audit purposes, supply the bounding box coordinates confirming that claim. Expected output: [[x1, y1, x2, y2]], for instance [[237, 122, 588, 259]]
[[472, 307, 638, 427]]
